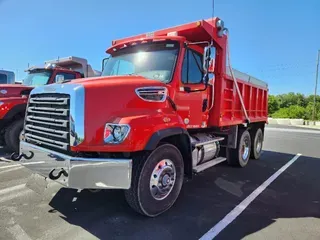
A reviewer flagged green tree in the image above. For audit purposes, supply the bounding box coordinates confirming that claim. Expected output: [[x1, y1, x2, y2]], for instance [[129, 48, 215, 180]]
[[268, 95, 279, 115], [305, 101, 320, 120], [296, 93, 307, 107], [306, 95, 320, 105], [272, 105, 306, 119], [268, 92, 319, 120], [277, 92, 306, 108]]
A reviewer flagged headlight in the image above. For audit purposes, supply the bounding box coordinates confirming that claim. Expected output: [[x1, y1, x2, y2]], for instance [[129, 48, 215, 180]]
[[104, 123, 130, 144]]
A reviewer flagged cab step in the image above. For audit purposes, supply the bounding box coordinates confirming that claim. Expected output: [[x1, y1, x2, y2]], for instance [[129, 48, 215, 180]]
[[193, 157, 227, 173], [192, 137, 224, 147]]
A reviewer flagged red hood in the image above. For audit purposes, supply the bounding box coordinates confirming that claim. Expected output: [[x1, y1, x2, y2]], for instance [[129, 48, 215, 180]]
[[66, 75, 166, 88], [0, 84, 33, 98]]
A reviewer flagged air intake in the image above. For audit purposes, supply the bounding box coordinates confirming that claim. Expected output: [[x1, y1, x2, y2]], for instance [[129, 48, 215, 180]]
[[135, 87, 168, 102]]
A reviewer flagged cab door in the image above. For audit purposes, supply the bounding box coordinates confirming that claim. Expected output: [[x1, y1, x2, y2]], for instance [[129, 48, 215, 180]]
[[174, 47, 208, 129]]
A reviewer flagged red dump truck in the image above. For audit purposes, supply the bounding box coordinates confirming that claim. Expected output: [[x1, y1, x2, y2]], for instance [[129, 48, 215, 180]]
[[16, 17, 268, 217], [0, 56, 100, 152]]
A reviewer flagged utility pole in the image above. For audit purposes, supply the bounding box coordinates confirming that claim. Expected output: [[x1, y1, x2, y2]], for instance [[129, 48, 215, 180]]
[[312, 50, 320, 123]]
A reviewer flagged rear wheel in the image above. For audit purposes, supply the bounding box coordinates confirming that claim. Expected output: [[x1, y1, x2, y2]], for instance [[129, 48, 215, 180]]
[[4, 119, 24, 153], [228, 129, 251, 167], [250, 128, 263, 160], [124, 144, 184, 217]]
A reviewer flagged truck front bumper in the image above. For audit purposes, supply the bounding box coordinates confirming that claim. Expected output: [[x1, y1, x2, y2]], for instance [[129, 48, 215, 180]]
[[19, 141, 132, 190]]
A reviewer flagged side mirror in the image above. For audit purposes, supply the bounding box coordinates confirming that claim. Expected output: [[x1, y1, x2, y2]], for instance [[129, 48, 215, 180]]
[[102, 57, 110, 71], [202, 46, 211, 74], [55, 74, 64, 83]]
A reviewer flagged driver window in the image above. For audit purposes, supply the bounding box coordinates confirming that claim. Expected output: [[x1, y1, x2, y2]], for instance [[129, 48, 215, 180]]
[[181, 49, 203, 84]]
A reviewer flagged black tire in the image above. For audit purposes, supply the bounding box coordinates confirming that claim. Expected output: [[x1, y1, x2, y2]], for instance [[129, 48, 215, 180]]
[[4, 119, 24, 153], [227, 129, 251, 167], [124, 144, 184, 217], [250, 128, 263, 160]]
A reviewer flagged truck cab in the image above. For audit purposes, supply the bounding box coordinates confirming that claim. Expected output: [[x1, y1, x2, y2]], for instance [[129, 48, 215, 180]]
[[0, 70, 15, 84], [17, 18, 268, 217], [0, 56, 100, 152]]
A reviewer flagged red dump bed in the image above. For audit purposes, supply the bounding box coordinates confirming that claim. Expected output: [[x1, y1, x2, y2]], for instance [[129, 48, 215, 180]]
[[110, 17, 268, 127], [209, 67, 268, 127]]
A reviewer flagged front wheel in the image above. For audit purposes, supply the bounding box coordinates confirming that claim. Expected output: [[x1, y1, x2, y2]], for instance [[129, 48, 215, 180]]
[[4, 119, 24, 153], [124, 144, 184, 217]]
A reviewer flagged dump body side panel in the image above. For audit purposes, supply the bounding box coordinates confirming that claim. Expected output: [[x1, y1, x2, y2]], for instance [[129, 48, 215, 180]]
[[208, 72, 268, 127]]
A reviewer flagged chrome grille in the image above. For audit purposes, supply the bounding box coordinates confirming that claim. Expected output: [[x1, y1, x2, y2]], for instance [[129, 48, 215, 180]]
[[24, 93, 70, 152]]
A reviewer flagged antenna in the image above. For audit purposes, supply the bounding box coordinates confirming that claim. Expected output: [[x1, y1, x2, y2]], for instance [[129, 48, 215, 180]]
[[211, 0, 215, 45], [212, 0, 214, 19]]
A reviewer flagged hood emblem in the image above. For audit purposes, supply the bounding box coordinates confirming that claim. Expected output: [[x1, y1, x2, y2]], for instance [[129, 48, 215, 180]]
[[44, 86, 57, 92], [0, 90, 7, 94]]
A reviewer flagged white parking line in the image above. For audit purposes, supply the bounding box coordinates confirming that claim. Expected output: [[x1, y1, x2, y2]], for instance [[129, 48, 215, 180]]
[[199, 153, 302, 240], [0, 189, 32, 204], [0, 157, 13, 162], [0, 161, 44, 170], [0, 166, 24, 175], [7, 224, 32, 240], [0, 184, 26, 195]]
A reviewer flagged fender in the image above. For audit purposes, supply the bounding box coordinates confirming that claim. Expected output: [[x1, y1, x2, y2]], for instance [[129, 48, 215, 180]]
[[3, 103, 27, 120], [144, 127, 189, 150], [144, 127, 193, 178]]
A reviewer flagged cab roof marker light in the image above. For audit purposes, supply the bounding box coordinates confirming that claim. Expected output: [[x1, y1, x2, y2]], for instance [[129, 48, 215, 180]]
[[167, 31, 178, 36], [120, 44, 128, 49], [146, 32, 154, 37], [153, 38, 167, 42]]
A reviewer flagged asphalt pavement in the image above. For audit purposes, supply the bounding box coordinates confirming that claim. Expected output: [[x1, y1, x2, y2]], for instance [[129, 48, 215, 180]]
[[0, 124, 319, 240]]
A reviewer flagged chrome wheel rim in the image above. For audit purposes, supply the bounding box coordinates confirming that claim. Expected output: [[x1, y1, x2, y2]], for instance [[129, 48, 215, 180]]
[[149, 159, 176, 201], [241, 137, 250, 160], [256, 133, 262, 153]]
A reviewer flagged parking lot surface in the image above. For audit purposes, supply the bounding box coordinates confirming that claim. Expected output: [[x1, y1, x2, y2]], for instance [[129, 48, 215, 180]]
[[0, 124, 319, 240]]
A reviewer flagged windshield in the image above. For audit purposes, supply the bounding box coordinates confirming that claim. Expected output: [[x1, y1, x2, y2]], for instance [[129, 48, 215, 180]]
[[23, 70, 52, 86], [101, 41, 179, 83]]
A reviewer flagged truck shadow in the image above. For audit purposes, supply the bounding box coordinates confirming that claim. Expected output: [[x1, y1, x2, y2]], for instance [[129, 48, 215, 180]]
[[0, 146, 13, 160], [47, 150, 320, 240]]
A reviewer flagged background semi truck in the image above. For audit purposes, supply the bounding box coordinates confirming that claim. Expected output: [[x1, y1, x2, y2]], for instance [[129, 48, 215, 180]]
[[17, 17, 268, 217], [0, 70, 15, 84], [0, 56, 100, 152]]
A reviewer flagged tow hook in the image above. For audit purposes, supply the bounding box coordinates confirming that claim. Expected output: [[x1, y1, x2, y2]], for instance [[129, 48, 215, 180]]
[[49, 168, 69, 180], [10, 151, 34, 161]]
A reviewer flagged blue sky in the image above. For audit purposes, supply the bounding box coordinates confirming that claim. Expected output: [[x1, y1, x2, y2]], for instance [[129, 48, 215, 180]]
[[0, 0, 319, 95]]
